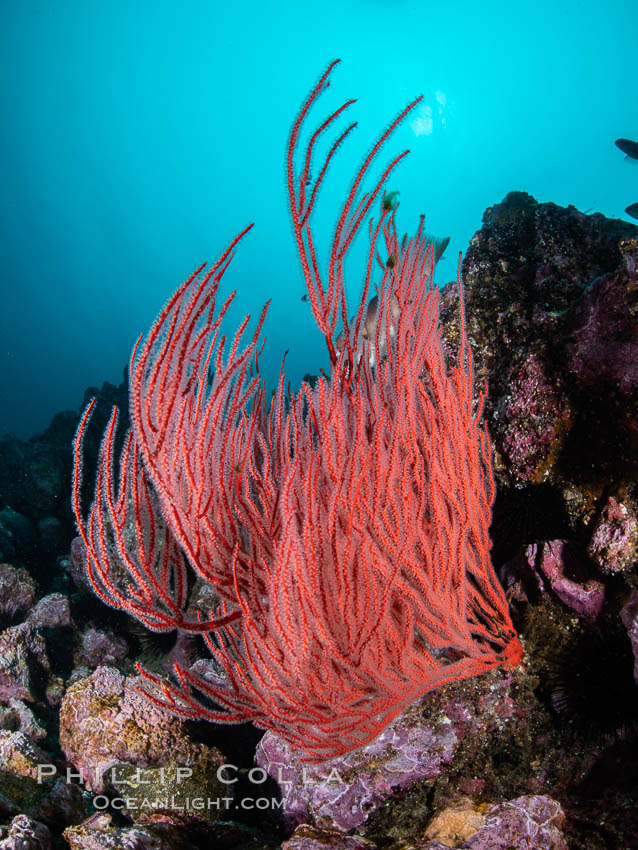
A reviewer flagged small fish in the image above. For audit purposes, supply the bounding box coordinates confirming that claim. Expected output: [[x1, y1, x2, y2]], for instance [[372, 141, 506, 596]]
[[336, 230, 450, 368], [615, 138, 638, 159], [626, 203, 638, 220], [382, 190, 400, 211], [301, 293, 309, 302]]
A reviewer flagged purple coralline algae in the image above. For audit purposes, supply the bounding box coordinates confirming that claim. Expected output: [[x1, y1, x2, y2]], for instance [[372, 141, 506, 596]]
[[587, 495, 638, 574], [255, 669, 527, 833], [59, 667, 227, 800], [419, 794, 568, 850], [0, 730, 50, 780], [566, 259, 638, 391], [501, 539, 608, 618], [496, 352, 572, 485], [0, 700, 47, 740], [75, 628, 128, 669], [0, 564, 37, 620], [0, 624, 49, 702], [279, 795, 568, 850], [256, 698, 458, 832], [0, 815, 52, 850], [531, 540, 605, 618], [27, 594, 72, 629]]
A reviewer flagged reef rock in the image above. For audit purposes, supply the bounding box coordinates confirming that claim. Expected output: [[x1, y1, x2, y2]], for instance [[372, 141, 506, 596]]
[[58, 666, 228, 817]]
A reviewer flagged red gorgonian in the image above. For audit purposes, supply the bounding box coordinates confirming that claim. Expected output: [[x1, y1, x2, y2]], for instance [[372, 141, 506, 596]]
[[72, 60, 523, 761]]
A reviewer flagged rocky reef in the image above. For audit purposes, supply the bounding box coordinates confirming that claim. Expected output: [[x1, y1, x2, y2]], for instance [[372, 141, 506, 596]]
[[0, 194, 636, 849]]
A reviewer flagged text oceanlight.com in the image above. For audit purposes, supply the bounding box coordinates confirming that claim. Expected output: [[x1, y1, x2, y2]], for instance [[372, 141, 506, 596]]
[[91, 795, 284, 811]]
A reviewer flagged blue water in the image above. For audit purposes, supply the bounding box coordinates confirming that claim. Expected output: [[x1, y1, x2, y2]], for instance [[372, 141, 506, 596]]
[[1, 0, 636, 438]]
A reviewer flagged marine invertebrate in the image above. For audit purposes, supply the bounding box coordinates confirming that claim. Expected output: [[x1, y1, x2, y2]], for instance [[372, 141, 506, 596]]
[[72, 61, 522, 760]]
